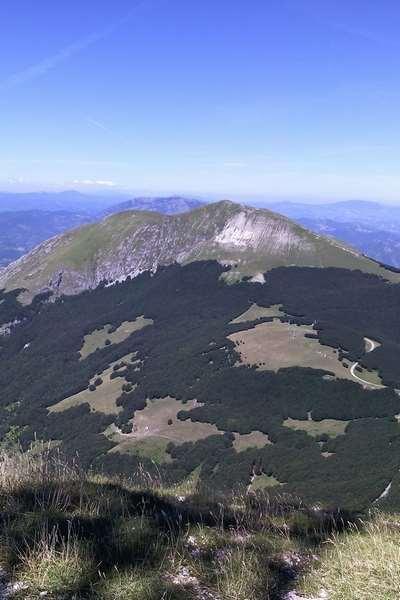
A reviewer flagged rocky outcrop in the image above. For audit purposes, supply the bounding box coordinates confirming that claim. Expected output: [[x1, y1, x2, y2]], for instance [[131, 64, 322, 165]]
[[0, 200, 395, 300]]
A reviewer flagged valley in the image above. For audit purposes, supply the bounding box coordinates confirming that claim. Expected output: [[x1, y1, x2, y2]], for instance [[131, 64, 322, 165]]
[[1, 258, 400, 511]]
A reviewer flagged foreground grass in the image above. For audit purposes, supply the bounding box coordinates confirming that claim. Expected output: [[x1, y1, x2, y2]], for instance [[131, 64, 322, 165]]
[[0, 447, 387, 600], [298, 513, 400, 600]]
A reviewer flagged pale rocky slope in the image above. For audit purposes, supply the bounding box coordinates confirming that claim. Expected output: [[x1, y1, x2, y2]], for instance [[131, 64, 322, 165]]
[[0, 200, 396, 299]]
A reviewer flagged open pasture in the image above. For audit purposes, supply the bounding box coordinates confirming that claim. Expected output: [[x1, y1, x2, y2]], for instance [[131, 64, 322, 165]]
[[233, 430, 271, 451], [249, 473, 283, 491], [108, 396, 222, 456], [49, 353, 135, 415], [79, 316, 153, 359], [283, 417, 349, 438], [228, 320, 355, 381], [230, 303, 284, 324]]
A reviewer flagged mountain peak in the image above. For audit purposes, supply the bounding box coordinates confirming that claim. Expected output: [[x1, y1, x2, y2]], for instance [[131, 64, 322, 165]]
[[0, 200, 397, 299]]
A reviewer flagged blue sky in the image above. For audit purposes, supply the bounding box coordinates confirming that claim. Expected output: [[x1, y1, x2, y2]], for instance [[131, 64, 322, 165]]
[[0, 0, 399, 202]]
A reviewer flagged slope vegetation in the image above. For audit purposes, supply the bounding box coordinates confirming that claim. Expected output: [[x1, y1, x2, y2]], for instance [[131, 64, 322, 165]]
[[0, 200, 396, 299], [0, 447, 366, 600], [1, 261, 400, 509]]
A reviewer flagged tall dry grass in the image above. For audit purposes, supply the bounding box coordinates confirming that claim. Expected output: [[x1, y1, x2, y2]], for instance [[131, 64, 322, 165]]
[[299, 512, 400, 600]]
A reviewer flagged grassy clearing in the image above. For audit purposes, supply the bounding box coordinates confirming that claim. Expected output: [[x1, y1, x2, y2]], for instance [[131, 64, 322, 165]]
[[49, 353, 136, 415], [250, 474, 283, 491], [108, 396, 222, 455], [233, 431, 272, 451], [283, 417, 349, 439], [298, 512, 400, 600], [355, 365, 384, 387], [80, 316, 153, 359], [0, 447, 358, 600], [109, 435, 173, 464], [230, 303, 284, 324], [229, 320, 355, 381]]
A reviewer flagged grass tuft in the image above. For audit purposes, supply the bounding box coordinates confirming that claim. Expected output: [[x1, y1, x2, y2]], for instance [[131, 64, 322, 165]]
[[95, 568, 182, 600], [18, 522, 95, 595], [299, 512, 400, 600]]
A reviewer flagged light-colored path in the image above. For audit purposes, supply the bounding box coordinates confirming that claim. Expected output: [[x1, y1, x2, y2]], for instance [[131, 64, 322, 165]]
[[373, 481, 392, 504], [350, 337, 384, 389], [364, 337, 380, 353]]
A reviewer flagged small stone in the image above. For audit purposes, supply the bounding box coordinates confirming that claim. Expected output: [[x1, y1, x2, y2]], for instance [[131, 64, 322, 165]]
[[8, 580, 29, 594], [284, 590, 329, 600]]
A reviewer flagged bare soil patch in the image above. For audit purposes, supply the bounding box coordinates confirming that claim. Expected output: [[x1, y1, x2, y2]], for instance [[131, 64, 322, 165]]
[[107, 396, 223, 455], [228, 320, 355, 381], [233, 431, 271, 451]]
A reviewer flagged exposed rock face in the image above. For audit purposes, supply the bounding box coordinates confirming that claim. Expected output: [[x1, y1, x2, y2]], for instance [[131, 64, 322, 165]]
[[214, 210, 314, 252], [0, 200, 395, 299]]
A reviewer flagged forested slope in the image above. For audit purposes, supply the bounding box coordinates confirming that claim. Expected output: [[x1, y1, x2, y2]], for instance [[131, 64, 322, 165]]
[[1, 261, 400, 509]]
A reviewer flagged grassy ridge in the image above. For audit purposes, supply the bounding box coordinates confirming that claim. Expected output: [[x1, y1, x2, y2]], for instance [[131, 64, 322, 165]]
[[0, 447, 365, 600], [1, 200, 398, 299]]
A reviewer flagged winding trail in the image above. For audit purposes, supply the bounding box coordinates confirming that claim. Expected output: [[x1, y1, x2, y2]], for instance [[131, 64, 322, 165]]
[[350, 337, 384, 389], [373, 481, 392, 504], [364, 337, 380, 353]]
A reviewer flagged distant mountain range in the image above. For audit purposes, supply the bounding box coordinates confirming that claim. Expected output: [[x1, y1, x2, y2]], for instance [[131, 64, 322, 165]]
[[264, 199, 400, 229], [263, 200, 400, 268], [297, 219, 400, 269], [0, 191, 203, 215], [0, 200, 396, 299], [0, 190, 120, 213], [0, 192, 203, 268], [1, 193, 400, 273], [103, 196, 203, 215]]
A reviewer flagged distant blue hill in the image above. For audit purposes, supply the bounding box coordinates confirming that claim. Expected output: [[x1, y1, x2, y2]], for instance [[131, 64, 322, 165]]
[[0, 191, 126, 214], [264, 199, 400, 228], [0, 193, 204, 268], [103, 196, 203, 216], [261, 199, 400, 268]]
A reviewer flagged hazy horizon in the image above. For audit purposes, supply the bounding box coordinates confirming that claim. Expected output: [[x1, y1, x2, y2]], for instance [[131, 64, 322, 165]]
[[0, 186, 399, 207]]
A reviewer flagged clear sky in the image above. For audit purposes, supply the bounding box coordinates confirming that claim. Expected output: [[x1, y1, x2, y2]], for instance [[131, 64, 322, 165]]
[[0, 0, 399, 202]]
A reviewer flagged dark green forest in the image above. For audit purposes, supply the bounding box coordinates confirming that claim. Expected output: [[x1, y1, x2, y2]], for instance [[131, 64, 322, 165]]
[[1, 261, 400, 509]]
